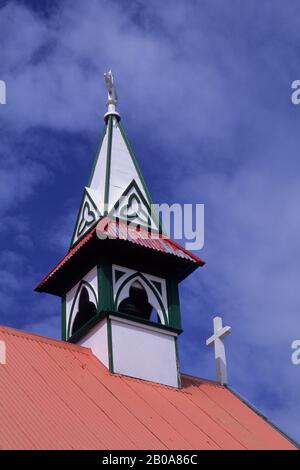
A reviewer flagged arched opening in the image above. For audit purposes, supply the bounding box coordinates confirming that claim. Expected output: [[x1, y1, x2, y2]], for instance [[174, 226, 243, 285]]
[[149, 307, 161, 324], [72, 286, 97, 335], [118, 280, 153, 320]]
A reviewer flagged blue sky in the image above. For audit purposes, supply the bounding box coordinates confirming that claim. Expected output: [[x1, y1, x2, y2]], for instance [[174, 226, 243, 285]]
[[1, 0, 300, 443]]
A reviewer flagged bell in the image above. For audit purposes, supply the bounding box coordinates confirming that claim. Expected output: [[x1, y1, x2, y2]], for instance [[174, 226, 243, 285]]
[[119, 281, 152, 320]]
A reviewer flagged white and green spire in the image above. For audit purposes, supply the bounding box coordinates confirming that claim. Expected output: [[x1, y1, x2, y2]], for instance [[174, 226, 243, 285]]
[[71, 71, 160, 247]]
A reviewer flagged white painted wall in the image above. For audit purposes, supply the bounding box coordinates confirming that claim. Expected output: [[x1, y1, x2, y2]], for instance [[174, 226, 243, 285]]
[[109, 120, 148, 211], [77, 314, 180, 387], [89, 131, 108, 212], [110, 316, 179, 387], [78, 318, 109, 368], [88, 119, 150, 214]]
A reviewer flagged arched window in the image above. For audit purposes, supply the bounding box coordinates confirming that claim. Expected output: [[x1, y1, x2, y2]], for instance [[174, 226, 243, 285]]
[[149, 307, 161, 324], [118, 281, 153, 320], [72, 286, 97, 335]]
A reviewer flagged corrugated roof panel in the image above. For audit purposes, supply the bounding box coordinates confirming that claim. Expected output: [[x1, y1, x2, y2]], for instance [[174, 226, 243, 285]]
[[197, 379, 294, 450], [158, 381, 245, 450], [122, 376, 219, 449], [35, 217, 205, 292], [0, 325, 296, 450]]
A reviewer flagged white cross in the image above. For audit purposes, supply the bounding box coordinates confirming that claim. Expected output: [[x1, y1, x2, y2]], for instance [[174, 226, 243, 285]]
[[0, 80, 6, 105], [0, 340, 6, 365], [206, 316, 231, 385]]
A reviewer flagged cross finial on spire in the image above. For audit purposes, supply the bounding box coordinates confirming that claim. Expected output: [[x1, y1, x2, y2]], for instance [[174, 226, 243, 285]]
[[206, 316, 231, 385], [103, 70, 120, 122]]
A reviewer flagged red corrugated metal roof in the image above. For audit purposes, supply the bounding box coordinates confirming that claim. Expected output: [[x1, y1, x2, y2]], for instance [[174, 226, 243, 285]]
[[0, 325, 296, 450], [101, 217, 204, 264], [35, 217, 205, 291]]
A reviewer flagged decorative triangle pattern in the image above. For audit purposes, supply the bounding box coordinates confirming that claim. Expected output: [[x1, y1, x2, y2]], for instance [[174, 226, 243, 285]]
[[70, 116, 161, 248], [110, 179, 159, 231], [71, 189, 100, 246]]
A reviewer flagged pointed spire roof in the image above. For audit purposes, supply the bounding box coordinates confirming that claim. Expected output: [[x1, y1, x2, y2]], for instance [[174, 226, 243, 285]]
[[71, 72, 159, 247]]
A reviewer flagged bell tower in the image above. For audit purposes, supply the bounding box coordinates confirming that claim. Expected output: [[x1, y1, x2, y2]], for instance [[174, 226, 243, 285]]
[[35, 72, 205, 387]]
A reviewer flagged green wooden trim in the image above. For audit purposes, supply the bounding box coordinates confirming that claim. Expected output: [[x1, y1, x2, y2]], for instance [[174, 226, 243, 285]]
[[69, 188, 100, 249], [67, 280, 98, 339], [104, 116, 113, 215], [61, 295, 66, 341], [107, 318, 114, 372], [110, 179, 158, 232], [166, 278, 181, 330], [97, 263, 102, 311], [152, 280, 162, 295], [69, 189, 87, 249], [98, 262, 113, 311], [70, 218, 99, 251], [107, 310, 182, 334], [68, 312, 101, 344], [76, 192, 100, 238], [175, 336, 182, 388], [68, 309, 182, 344], [118, 121, 162, 233], [87, 126, 107, 187], [114, 272, 168, 325], [118, 122, 154, 205]]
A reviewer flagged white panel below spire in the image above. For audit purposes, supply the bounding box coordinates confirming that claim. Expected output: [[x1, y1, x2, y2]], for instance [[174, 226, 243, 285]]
[[108, 118, 149, 212], [88, 130, 108, 213]]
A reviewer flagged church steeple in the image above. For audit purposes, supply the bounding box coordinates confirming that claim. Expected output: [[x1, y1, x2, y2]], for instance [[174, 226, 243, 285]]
[[71, 72, 159, 247], [35, 72, 205, 388]]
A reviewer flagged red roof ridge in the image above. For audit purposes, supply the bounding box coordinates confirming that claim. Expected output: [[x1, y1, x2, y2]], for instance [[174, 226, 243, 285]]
[[110, 370, 193, 393], [181, 371, 225, 387], [0, 324, 91, 355], [0, 324, 222, 388]]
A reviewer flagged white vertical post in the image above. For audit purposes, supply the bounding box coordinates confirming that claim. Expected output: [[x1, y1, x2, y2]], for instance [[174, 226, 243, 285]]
[[0, 340, 6, 365], [206, 316, 231, 385]]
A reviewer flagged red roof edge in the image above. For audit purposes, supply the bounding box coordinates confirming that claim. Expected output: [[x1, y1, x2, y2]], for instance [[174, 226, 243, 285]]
[[0, 324, 91, 355], [168, 237, 205, 266], [34, 226, 97, 291], [227, 385, 300, 449], [35, 217, 205, 292]]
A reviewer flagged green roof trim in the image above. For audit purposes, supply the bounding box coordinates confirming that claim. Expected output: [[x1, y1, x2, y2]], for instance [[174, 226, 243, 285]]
[[118, 122, 154, 205], [87, 125, 107, 187], [118, 121, 163, 233], [114, 271, 168, 325], [104, 116, 113, 215], [69, 188, 100, 249], [109, 179, 158, 232]]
